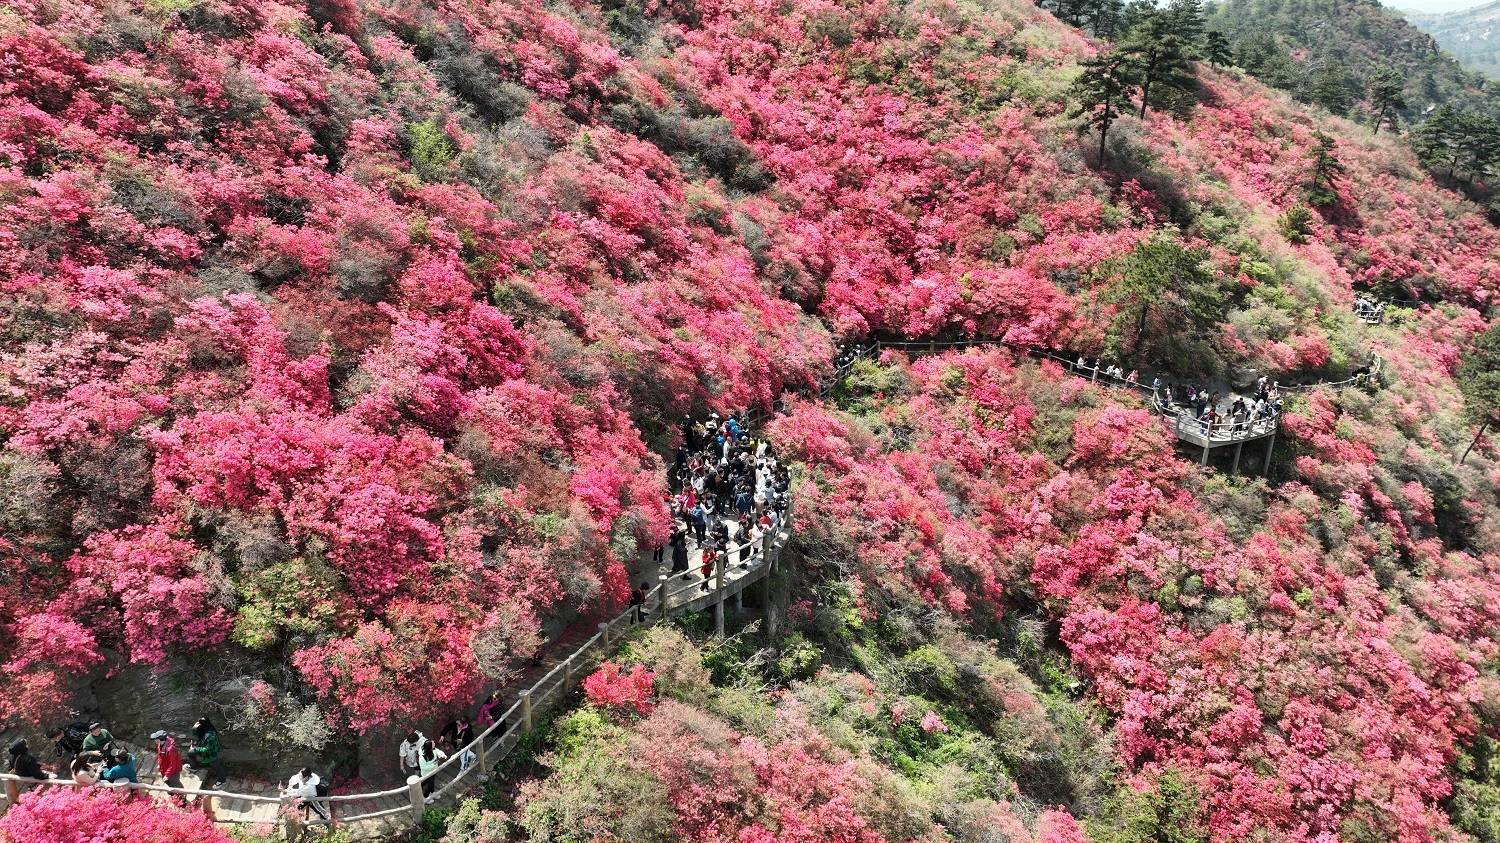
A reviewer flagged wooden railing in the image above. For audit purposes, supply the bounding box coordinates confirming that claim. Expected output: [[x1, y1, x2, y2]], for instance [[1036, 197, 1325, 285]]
[[0, 510, 796, 835]]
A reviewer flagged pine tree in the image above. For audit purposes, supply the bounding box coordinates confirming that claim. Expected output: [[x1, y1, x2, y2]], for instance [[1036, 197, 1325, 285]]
[[1368, 68, 1406, 136], [1458, 323, 1500, 463], [1456, 111, 1500, 185], [1087, 0, 1126, 38], [1414, 105, 1463, 178], [1122, 13, 1193, 119], [1304, 62, 1355, 117], [1166, 0, 1206, 55], [1204, 31, 1233, 69], [1304, 131, 1346, 207], [1072, 50, 1137, 163]]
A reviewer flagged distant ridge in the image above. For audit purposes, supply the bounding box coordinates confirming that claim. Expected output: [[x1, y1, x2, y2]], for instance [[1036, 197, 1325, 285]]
[[1406, 0, 1500, 79]]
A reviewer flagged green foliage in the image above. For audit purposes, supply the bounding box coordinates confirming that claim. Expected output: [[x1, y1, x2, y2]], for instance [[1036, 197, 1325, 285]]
[[775, 632, 823, 683], [1071, 50, 1138, 162], [517, 705, 674, 842], [1303, 63, 1357, 117], [1451, 734, 1500, 842], [1090, 769, 1209, 843], [1368, 67, 1406, 135], [1207, 0, 1497, 123], [230, 552, 343, 650], [1092, 230, 1225, 369], [442, 799, 513, 843], [1120, 12, 1195, 120], [1204, 30, 1232, 67], [1414, 105, 1500, 186], [1460, 323, 1500, 428], [403, 119, 457, 181], [1304, 131, 1345, 207], [1277, 203, 1314, 244], [620, 626, 715, 705]]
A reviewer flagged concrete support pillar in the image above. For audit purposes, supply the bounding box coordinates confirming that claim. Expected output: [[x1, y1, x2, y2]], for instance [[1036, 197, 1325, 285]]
[[1232, 440, 1244, 475], [1262, 431, 1276, 477]]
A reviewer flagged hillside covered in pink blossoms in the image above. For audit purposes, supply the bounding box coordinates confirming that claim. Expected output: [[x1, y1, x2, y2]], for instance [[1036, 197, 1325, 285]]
[[2, 0, 1499, 840]]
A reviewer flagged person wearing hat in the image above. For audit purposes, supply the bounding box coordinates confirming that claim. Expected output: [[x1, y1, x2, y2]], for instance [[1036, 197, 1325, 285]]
[[187, 717, 226, 789], [150, 730, 185, 798], [81, 723, 114, 756], [7, 738, 50, 783]]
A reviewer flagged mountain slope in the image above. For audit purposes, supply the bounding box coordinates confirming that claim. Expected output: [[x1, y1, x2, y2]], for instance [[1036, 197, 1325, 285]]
[[1207, 0, 1500, 122], [2, 0, 1500, 841], [1407, 0, 1500, 80]]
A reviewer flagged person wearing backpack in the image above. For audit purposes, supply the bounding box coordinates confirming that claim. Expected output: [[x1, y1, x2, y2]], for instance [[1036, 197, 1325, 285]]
[[186, 717, 226, 789], [46, 721, 89, 760]]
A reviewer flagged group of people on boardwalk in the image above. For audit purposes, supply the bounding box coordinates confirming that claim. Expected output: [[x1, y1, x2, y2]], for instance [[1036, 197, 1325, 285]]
[[1071, 355, 1282, 440], [659, 412, 791, 599], [8, 718, 225, 799], [1157, 376, 1283, 439], [1354, 295, 1386, 324]]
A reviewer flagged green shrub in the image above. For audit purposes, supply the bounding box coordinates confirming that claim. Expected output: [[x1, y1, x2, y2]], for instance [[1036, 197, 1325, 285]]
[[1277, 203, 1314, 243], [775, 633, 823, 683], [403, 119, 457, 181]]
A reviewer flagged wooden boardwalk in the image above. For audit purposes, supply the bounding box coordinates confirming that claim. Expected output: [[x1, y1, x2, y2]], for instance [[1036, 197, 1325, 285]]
[[1, 519, 795, 839]]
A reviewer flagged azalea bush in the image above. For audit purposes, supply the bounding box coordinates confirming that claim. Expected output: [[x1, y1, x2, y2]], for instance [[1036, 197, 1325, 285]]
[[0, 788, 234, 843]]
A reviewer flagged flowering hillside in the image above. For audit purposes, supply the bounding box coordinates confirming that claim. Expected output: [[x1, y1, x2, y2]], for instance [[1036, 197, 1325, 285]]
[[2, 0, 1499, 840]]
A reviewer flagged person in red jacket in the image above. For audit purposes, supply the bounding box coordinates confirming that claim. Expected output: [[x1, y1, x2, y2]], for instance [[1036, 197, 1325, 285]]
[[149, 730, 186, 804]]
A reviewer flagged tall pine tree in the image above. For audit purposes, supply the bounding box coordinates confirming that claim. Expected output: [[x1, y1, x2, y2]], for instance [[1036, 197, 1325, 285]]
[[1072, 50, 1137, 163], [1368, 69, 1406, 136], [1122, 13, 1192, 119], [1204, 31, 1233, 68]]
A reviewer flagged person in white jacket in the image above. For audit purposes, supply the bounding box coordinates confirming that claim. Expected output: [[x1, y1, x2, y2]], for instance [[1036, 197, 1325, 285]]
[[283, 767, 328, 821]]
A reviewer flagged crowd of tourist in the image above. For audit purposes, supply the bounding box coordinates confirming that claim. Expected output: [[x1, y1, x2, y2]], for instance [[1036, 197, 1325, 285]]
[[8, 718, 226, 797], [1354, 295, 1386, 323], [658, 412, 791, 597]]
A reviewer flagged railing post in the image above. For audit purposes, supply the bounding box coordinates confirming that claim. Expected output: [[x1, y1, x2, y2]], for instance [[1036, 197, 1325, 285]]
[[563, 652, 574, 688], [520, 689, 534, 732], [4, 776, 19, 813], [406, 775, 425, 824], [475, 731, 489, 781], [714, 552, 726, 638], [658, 574, 671, 620]]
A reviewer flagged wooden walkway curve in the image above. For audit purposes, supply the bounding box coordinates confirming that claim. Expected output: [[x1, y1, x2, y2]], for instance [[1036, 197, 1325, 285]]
[[836, 339, 1381, 475], [0, 518, 796, 839]]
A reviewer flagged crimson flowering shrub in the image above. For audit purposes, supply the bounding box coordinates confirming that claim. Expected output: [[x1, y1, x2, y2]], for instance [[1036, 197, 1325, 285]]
[[0, 788, 234, 843], [0, 0, 831, 733], [582, 661, 656, 716]]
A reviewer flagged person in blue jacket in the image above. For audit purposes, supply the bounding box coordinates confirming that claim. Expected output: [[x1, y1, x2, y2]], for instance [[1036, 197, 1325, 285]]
[[100, 750, 138, 784]]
